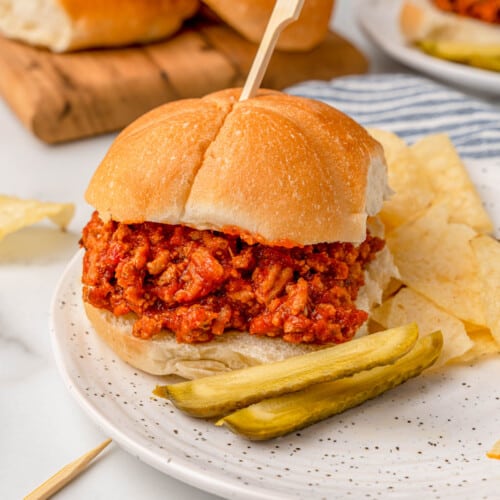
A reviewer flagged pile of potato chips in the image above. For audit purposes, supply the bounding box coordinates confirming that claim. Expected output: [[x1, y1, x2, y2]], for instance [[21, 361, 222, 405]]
[[368, 130, 500, 367]]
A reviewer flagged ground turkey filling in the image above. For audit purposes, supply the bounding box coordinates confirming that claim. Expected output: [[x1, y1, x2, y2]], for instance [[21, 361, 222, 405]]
[[433, 0, 500, 23], [81, 212, 385, 345]]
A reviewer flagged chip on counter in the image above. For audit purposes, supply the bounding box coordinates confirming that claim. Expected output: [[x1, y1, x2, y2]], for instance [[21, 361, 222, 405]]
[[0, 195, 75, 241], [487, 440, 500, 460]]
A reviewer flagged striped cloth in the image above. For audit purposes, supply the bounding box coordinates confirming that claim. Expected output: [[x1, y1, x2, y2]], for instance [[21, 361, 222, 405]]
[[287, 74, 500, 160]]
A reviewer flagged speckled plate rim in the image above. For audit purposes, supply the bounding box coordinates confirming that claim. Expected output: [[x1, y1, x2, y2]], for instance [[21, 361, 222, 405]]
[[358, 0, 500, 95], [49, 249, 286, 500]]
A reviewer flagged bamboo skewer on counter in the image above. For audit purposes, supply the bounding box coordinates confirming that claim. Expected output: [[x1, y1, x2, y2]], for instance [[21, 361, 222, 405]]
[[24, 438, 112, 500], [239, 0, 305, 101]]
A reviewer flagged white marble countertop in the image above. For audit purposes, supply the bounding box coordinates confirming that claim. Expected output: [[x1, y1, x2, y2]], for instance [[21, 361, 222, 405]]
[[0, 1, 496, 499]]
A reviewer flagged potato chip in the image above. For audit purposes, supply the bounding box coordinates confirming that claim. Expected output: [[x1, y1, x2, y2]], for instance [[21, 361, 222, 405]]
[[368, 129, 434, 232], [369, 130, 499, 368], [368, 129, 408, 166], [410, 134, 493, 234], [0, 195, 75, 241], [470, 235, 500, 347], [487, 440, 500, 460], [387, 203, 485, 325], [450, 327, 499, 364], [371, 287, 472, 366], [369, 130, 494, 235]]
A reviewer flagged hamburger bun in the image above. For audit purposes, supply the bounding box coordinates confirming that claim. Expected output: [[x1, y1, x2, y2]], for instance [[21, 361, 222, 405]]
[[86, 88, 389, 246], [83, 88, 395, 379], [84, 301, 318, 379], [201, 0, 335, 52], [0, 0, 199, 52]]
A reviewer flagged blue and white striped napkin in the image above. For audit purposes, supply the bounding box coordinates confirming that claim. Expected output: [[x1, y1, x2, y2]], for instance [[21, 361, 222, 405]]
[[287, 74, 500, 160]]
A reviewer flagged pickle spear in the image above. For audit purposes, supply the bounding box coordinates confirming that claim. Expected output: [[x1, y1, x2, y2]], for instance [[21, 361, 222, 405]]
[[418, 40, 500, 72], [217, 331, 443, 441], [154, 323, 419, 418]]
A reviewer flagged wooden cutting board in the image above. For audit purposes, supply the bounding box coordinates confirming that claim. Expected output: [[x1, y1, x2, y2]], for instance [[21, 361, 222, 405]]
[[0, 19, 367, 144]]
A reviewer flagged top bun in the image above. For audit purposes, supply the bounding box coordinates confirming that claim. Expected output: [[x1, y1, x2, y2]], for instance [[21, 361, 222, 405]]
[[85, 88, 388, 245]]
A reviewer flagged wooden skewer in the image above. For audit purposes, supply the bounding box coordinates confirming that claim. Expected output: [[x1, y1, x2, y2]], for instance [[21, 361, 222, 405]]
[[239, 0, 305, 101], [24, 438, 112, 500]]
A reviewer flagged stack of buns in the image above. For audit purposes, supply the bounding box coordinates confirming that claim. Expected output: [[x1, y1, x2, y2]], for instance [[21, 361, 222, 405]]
[[0, 0, 335, 52]]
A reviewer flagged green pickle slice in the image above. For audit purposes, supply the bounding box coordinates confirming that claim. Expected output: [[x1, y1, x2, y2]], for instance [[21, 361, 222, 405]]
[[217, 331, 443, 440], [154, 323, 419, 418]]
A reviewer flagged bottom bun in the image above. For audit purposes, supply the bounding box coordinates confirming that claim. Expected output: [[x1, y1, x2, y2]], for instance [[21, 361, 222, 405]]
[[84, 301, 317, 379]]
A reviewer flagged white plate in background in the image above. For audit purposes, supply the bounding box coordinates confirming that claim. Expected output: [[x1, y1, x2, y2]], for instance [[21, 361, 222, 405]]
[[358, 0, 500, 95]]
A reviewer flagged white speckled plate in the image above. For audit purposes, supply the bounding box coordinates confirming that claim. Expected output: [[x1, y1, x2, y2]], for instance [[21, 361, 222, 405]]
[[358, 0, 500, 95], [51, 159, 500, 500]]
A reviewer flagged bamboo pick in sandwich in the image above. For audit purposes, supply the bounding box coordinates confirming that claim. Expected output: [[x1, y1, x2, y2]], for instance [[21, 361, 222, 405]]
[[24, 438, 112, 500], [239, 0, 305, 101]]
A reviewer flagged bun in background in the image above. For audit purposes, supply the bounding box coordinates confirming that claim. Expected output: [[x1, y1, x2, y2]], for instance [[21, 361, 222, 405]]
[[0, 0, 335, 53], [0, 0, 199, 52], [202, 0, 336, 51]]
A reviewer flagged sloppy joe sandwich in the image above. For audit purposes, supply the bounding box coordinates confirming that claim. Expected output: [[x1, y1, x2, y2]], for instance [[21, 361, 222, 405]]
[[80, 88, 396, 379], [400, 0, 500, 71]]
